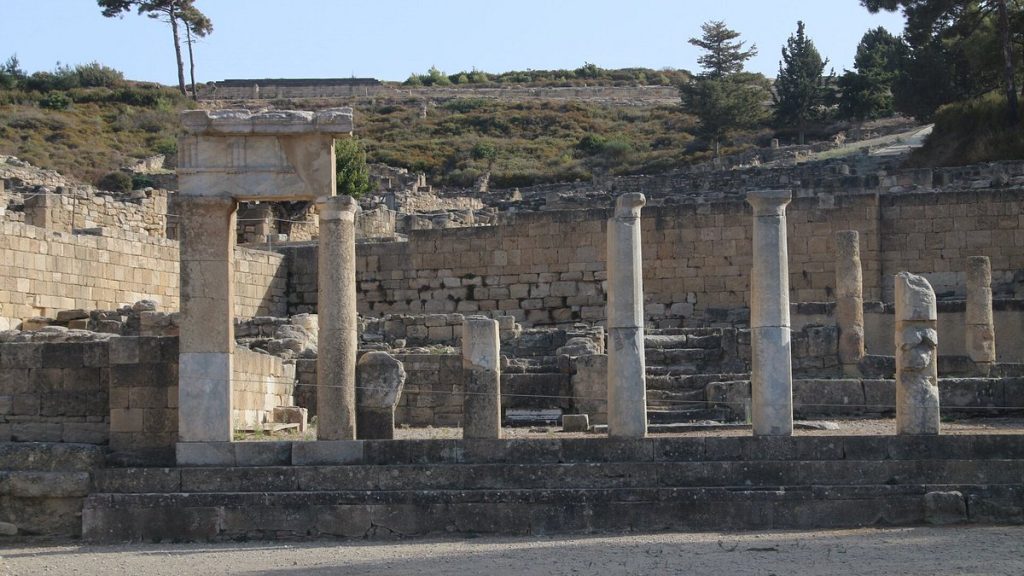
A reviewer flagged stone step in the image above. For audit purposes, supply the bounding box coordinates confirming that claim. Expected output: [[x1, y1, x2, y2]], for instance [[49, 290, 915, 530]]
[[647, 388, 705, 407], [169, 435, 1024, 468], [91, 458, 1024, 495], [646, 408, 733, 424], [644, 335, 690, 349], [645, 373, 749, 393], [646, 348, 721, 366], [82, 482, 1024, 542]]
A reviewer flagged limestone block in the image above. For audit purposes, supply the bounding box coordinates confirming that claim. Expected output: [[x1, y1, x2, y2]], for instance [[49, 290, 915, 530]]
[[462, 317, 501, 439], [177, 352, 233, 442], [562, 413, 590, 432], [356, 352, 406, 410]]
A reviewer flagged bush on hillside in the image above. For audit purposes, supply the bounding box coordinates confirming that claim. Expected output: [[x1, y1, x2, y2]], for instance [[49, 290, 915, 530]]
[[97, 171, 133, 193], [910, 92, 1024, 166]]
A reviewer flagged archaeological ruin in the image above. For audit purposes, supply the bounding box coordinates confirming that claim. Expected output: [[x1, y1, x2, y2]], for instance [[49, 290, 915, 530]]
[[1, 107, 1024, 541]]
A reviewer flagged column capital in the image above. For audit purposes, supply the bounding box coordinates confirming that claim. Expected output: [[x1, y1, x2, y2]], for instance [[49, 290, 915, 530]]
[[746, 189, 792, 216], [317, 194, 361, 222], [966, 255, 992, 285], [614, 193, 646, 218]]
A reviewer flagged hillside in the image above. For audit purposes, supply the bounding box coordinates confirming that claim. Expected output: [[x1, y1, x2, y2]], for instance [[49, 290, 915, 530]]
[[0, 83, 713, 189]]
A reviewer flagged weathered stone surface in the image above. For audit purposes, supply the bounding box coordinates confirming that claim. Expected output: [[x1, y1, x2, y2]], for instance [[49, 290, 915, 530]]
[[317, 195, 360, 441], [463, 317, 501, 439], [356, 352, 406, 410], [606, 193, 647, 439], [965, 256, 996, 366], [895, 272, 940, 435], [924, 490, 967, 524], [747, 190, 793, 436], [0, 521, 17, 536], [562, 414, 590, 432], [835, 230, 865, 372]]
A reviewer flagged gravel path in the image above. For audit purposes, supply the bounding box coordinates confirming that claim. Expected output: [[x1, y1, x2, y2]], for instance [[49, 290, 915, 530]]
[[3, 526, 1023, 575]]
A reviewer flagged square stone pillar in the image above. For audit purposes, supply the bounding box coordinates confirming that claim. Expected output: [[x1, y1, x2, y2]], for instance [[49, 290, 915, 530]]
[[747, 190, 794, 437], [463, 316, 502, 439], [177, 196, 237, 442], [606, 193, 647, 439], [317, 195, 360, 440]]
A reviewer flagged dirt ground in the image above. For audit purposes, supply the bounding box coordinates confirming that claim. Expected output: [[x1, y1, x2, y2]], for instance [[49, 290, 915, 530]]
[[2, 526, 1023, 576], [381, 416, 1024, 440]]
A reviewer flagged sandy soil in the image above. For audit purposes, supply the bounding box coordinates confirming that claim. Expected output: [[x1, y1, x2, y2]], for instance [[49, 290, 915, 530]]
[[2, 526, 1022, 576]]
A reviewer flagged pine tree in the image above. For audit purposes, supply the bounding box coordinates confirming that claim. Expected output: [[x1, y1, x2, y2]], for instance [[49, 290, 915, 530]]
[[97, 1, 212, 96], [837, 27, 906, 120], [681, 21, 768, 157], [688, 20, 758, 78], [773, 21, 830, 145]]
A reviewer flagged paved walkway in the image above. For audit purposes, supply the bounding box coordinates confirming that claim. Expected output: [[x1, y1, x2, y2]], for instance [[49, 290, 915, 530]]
[[2, 525, 1022, 575]]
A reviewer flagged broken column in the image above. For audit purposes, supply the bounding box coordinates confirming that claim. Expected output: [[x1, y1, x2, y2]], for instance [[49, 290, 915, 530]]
[[606, 193, 647, 439], [747, 190, 794, 437], [178, 196, 237, 442], [835, 230, 865, 375], [462, 316, 501, 439], [356, 351, 406, 440], [317, 195, 360, 440], [966, 256, 996, 370], [895, 272, 940, 435]]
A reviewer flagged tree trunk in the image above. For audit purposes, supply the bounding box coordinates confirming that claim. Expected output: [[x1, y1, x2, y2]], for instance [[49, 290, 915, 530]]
[[996, 0, 1019, 125], [168, 2, 187, 96], [185, 20, 197, 101]]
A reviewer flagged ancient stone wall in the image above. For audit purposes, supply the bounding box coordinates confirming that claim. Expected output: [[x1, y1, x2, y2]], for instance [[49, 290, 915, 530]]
[[0, 221, 288, 329], [274, 189, 1022, 331], [200, 82, 680, 104], [2, 336, 302, 450], [22, 188, 169, 237], [232, 347, 296, 429]]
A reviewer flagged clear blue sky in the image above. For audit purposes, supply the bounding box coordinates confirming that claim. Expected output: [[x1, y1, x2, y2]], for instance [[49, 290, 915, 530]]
[[1, 1, 905, 84]]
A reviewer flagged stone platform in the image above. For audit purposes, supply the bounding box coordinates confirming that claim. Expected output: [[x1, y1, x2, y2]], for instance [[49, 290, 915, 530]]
[[83, 435, 1024, 541]]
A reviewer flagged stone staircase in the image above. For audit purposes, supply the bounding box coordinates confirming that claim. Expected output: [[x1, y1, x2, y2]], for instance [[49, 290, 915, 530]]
[[644, 328, 748, 424], [82, 435, 1024, 541]]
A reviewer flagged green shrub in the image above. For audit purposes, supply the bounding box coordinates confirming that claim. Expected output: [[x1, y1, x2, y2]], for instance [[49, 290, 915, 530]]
[[74, 62, 124, 88], [96, 171, 132, 192], [150, 138, 177, 157], [39, 92, 71, 110], [131, 174, 156, 190]]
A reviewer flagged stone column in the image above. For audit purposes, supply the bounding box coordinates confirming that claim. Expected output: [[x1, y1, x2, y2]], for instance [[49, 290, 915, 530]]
[[178, 196, 237, 442], [747, 190, 794, 437], [835, 230, 865, 375], [316, 195, 360, 440], [966, 256, 996, 370], [462, 316, 501, 439], [356, 352, 406, 440], [895, 272, 940, 435], [606, 193, 647, 439]]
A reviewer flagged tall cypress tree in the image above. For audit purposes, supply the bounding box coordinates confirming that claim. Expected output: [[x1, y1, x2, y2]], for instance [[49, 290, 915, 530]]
[[773, 21, 830, 145]]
